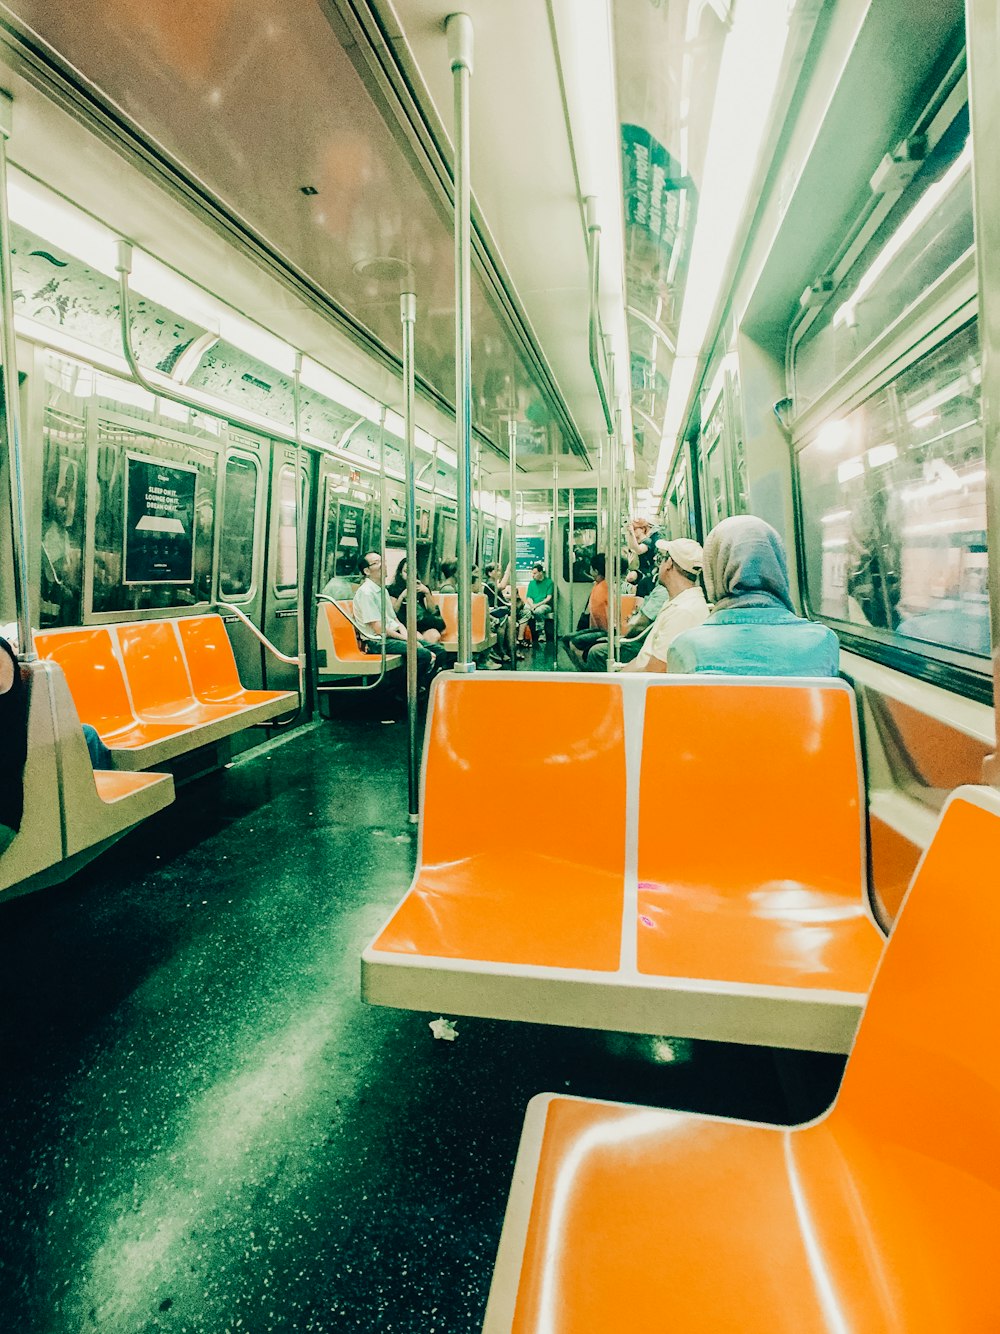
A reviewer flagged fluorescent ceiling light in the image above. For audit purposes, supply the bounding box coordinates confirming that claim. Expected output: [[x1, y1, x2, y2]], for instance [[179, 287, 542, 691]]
[[436, 443, 458, 469], [652, 2, 795, 490], [300, 357, 382, 423], [816, 419, 852, 453], [866, 443, 897, 468], [7, 170, 118, 276], [383, 409, 405, 438], [549, 0, 631, 432], [837, 458, 865, 483], [821, 509, 852, 525], [835, 142, 971, 328]]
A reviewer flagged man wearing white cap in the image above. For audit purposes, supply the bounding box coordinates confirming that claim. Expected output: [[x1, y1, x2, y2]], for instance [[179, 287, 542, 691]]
[[618, 537, 709, 673]]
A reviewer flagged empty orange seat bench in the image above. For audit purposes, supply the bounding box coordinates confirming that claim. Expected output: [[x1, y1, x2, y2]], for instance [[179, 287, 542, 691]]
[[436, 592, 491, 653], [362, 674, 882, 1053], [37, 617, 297, 770], [484, 785, 1000, 1333]]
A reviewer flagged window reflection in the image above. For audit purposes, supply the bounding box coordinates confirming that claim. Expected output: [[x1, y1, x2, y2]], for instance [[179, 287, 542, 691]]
[[219, 455, 258, 599], [800, 321, 988, 663]]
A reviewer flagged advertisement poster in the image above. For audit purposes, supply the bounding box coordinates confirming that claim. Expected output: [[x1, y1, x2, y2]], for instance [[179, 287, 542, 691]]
[[515, 532, 547, 577], [124, 454, 197, 585], [481, 526, 497, 566]]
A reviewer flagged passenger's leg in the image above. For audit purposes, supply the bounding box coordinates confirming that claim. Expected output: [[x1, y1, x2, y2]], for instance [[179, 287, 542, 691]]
[[584, 641, 609, 672], [82, 722, 113, 770]]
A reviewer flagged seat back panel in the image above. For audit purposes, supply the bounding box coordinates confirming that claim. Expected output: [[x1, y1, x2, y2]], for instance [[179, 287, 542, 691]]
[[176, 615, 244, 701], [34, 627, 135, 733], [833, 788, 1000, 1184], [421, 678, 627, 874], [115, 621, 195, 716]]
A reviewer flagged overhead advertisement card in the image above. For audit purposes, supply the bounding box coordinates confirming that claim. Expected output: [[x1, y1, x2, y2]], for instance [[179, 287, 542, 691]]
[[124, 453, 198, 585]]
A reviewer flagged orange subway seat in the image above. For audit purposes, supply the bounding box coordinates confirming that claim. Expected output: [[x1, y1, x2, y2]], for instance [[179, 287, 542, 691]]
[[318, 601, 402, 675], [637, 680, 881, 993], [371, 678, 626, 972], [485, 786, 1000, 1333], [177, 614, 292, 706], [34, 627, 187, 748], [115, 621, 242, 724], [437, 592, 489, 652]]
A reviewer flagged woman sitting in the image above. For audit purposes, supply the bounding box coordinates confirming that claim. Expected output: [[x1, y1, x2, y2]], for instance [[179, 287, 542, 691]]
[[387, 558, 445, 643], [667, 515, 839, 677]]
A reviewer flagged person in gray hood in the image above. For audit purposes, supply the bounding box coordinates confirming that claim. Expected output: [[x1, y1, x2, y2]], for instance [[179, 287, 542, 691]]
[[666, 515, 839, 677]]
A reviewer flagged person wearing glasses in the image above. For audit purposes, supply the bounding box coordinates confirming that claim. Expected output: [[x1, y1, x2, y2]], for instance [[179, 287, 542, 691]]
[[352, 552, 449, 685]]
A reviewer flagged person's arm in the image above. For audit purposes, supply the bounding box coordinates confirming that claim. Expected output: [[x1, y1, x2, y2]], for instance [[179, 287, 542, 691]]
[[499, 563, 511, 591], [619, 652, 666, 674], [627, 610, 652, 636]]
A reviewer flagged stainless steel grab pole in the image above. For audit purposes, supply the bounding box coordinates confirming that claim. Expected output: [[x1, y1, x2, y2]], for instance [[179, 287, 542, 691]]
[[507, 416, 518, 669], [401, 291, 420, 822], [446, 12, 475, 673], [0, 93, 33, 659], [551, 461, 559, 645]]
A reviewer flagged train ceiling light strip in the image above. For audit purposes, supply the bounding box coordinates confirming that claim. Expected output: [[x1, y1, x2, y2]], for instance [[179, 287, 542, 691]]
[[7, 166, 469, 466], [0, 17, 503, 464], [651, 2, 798, 496]]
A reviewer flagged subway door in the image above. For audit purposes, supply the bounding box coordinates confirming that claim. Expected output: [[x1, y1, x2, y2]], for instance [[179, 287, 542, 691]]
[[261, 442, 314, 693], [215, 433, 269, 689]]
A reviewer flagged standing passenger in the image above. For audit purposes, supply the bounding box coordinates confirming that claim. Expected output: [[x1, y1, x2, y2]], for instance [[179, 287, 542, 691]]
[[666, 516, 839, 676]]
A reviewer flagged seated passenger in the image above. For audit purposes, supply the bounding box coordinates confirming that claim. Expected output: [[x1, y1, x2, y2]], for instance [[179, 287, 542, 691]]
[[517, 562, 554, 644], [0, 633, 27, 853], [352, 552, 449, 685], [619, 539, 709, 673], [436, 560, 459, 594], [387, 558, 445, 641], [666, 515, 839, 677], [583, 573, 670, 671], [563, 554, 608, 668]]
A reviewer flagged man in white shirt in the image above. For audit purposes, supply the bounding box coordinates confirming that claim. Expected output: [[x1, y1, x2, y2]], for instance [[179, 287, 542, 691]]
[[352, 552, 449, 685], [619, 538, 710, 673]]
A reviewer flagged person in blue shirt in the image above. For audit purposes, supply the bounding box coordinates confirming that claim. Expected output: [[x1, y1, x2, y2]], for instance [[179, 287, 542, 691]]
[[666, 515, 839, 677]]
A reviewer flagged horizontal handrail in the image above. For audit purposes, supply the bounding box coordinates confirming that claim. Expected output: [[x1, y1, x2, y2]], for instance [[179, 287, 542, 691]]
[[315, 593, 395, 692], [216, 602, 301, 666]]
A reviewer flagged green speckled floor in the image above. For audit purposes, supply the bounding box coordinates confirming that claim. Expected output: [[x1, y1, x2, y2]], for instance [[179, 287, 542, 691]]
[[0, 676, 844, 1332]]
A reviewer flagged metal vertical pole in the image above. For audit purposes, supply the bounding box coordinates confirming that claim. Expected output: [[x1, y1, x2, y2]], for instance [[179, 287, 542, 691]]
[[607, 426, 618, 667], [401, 292, 420, 821], [967, 0, 1000, 784], [446, 13, 475, 673], [291, 351, 308, 713], [567, 485, 575, 650], [0, 93, 33, 659], [507, 416, 518, 669], [551, 461, 559, 643]]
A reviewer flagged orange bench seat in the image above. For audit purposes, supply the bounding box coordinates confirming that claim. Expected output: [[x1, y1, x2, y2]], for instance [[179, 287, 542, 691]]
[[0, 660, 174, 898], [484, 785, 1000, 1333], [362, 674, 882, 1053], [436, 592, 492, 654], [36, 616, 296, 770]]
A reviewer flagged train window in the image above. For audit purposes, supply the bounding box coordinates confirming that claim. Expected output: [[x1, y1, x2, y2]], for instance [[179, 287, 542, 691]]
[[794, 106, 972, 413], [39, 395, 87, 628], [728, 371, 750, 516], [565, 521, 598, 582], [274, 464, 304, 592], [799, 320, 988, 669], [700, 395, 729, 529], [218, 454, 258, 599]]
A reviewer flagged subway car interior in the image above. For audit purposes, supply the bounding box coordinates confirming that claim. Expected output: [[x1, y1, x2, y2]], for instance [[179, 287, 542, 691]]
[[0, 0, 998, 1329]]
